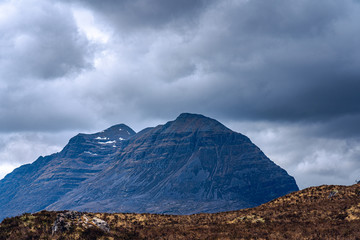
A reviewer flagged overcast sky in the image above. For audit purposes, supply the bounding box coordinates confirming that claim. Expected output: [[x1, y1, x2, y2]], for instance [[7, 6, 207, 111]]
[[1, 0, 360, 189]]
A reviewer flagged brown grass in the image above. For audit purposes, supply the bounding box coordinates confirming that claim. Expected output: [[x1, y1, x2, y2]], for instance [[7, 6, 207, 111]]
[[1, 184, 360, 239]]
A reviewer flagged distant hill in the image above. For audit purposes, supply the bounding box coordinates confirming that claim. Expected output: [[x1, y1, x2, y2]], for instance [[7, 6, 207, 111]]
[[0, 113, 298, 220], [1, 184, 359, 239]]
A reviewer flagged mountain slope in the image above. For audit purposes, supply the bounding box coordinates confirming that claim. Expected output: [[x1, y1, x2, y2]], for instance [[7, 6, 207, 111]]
[[1, 184, 359, 240], [0, 124, 135, 220], [48, 113, 298, 214], [0, 113, 298, 220]]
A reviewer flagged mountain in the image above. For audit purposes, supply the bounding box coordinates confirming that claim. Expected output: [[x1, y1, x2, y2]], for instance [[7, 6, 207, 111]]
[[0, 113, 298, 220], [0, 124, 135, 220], [1, 184, 359, 239]]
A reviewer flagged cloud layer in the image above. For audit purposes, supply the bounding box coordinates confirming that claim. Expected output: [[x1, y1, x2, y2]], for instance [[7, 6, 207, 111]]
[[1, 0, 360, 188]]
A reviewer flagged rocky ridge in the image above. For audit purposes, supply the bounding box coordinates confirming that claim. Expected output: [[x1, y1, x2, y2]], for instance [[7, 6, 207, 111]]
[[51, 211, 109, 235]]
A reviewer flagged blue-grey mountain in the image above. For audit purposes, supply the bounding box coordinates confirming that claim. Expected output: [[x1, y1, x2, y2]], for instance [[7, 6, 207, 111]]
[[0, 124, 135, 220], [0, 113, 298, 220]]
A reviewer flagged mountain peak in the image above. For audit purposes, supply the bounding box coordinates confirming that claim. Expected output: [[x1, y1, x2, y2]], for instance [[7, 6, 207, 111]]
[[101, 124, 136, 137], [176, 112, 207, 119], [164, 113, 232, 133], [0, 114, 298, 219], [60, 124, 136, 159]]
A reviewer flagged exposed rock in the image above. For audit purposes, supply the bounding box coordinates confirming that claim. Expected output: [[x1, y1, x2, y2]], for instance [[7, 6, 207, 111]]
[[92, 217, 110, 232], [51, 211, 109, 235], [52, 211, 82, 234]]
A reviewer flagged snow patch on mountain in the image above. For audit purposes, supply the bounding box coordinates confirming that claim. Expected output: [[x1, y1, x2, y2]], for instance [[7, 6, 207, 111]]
[[98, 140, 116, 145]]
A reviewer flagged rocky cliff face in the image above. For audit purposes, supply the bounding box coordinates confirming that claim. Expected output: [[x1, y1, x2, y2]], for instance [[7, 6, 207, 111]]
[[0, 113, 298, 220]]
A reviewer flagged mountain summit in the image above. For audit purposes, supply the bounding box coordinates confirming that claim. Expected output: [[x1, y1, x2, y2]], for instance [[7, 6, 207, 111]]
[[0, 113, 298, 220], [163, 113, 232, 133]]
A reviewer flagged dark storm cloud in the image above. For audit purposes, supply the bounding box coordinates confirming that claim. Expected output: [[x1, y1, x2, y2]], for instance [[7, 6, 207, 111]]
[[0, 0, 92, 81], [0, 0, 96, 133], [83, 0, 360, 140], [1, 0, 360, 186], [231, 0, 344, 38], [68, 0, 212, 31], [0, 83, 97, 132], [189, 0, 360, 122], [3, 0, 353, 135]]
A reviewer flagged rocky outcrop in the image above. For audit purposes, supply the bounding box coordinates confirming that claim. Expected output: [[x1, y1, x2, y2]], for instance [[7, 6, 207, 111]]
[[52, 211, 109, 235], [52, 211, 82, 234], [92, 217, 110, 232], [0, 113, 298, 220]]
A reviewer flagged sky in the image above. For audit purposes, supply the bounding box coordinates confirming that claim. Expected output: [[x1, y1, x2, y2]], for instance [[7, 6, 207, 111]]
[[0, 0, 359, 189]]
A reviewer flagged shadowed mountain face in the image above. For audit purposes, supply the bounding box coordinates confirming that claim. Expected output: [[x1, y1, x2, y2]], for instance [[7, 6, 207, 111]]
[[0, 113, 298, 220]]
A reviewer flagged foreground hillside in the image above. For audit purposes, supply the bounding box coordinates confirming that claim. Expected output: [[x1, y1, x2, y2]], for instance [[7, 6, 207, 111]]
[[1, 184, 359, 239]]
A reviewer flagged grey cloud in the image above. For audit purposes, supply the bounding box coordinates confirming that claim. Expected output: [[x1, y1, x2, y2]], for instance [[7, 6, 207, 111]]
[[226, 120, 360, 189], [1, 0, 360, 188], [230, 0, 346, 38], [69, 0, 213, 31], [0, 0, 92, 81], [0, 132, 71, 179], [307, 114, 360, 139], [71, 0, 360, 139], [0, 0, 97, 133], [84, 0, 360, 139], [0, 82, 98, 132], [181, 0, 360, 121]]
